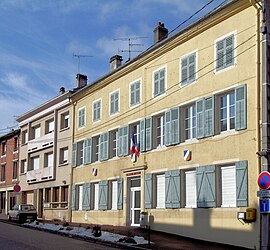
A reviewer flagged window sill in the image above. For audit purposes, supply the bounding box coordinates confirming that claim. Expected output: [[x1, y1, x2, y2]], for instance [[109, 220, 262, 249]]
[[58, 162, 69, 167], [214, 63, 236, 74], [60, 127, 70, 132], [153, 92, 166, 99], [152, 146, 167, 152], [0, 181, 5, 184], [1, 154, 6, 158], [20, 172, 26, 175]]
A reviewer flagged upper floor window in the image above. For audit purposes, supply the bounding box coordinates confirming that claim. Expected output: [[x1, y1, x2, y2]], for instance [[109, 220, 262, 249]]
[[44, 152, 53, 168], [60, 112, 70, 130], [31, 156, 40, 170], [110, 91, 119, 115], [181, 52, 196, 85], [45, 119, 54, 134], [153, 67, 166, 97], [1, 164, 5, 182], [93, 99, 101, 122], [13, 161, 18, 179], [22, 130, 28, 144], [184, 104, 196, 140], [220, 92, 235, 132], [92, 135, 100, 163], [1, 142, 6, 156], [14, 137, 18, 152], [78, 107, 86, 128], [59, 147, 68, 165], [216, 34, 235, 71], [20, 159, 27, 174], [185, 170, 197, 208], [109, 130, 118, 159], [130, 80, 141, 107], [31, 125, 40, 140]]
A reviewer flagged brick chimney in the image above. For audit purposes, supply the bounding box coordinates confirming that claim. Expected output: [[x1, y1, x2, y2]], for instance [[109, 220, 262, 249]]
[[154, 22, 168, 44], [76, 74, 87, 88], [110, 55, 123, 72]]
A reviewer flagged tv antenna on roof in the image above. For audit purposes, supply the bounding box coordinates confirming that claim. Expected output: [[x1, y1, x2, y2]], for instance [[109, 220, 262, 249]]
[[73, 54, 93, 74], [114, 36, 147, 61]]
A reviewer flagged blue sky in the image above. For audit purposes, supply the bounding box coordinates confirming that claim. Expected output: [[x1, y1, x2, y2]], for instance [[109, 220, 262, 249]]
[[0, 0, 227, 134]]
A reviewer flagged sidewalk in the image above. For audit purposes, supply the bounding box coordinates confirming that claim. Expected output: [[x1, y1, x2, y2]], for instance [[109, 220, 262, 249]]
[[0, 213, 248, 249]]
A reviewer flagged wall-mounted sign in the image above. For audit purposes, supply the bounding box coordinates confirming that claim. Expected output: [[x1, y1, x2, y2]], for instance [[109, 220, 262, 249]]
[[184, 150, 191, 161], [126, 171, 141, 177], [258, 171, 270, 189], [92, 168, 97, 176]]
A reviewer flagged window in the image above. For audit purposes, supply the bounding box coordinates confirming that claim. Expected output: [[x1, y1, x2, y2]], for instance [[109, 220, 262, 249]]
[[22, 130, 28, 144], [155, 174, 165, 209], [130, 123, 140, 148], [94, 183, 99, 210], [20, 159, 27, 174], [93, 99, 101, 122], [118, 126, 128, 156], [59, 147, 68, 165], [152, 114, 165, 149], [53, 187, 59, 202], [221, 166, 236, 207], [140, 117, 152, 152], [181, 52, 196, 85], [109, 130, 118, 158], [61, 112, 70, 130], [1, 164, 5, 181], [130, 80, 141, 107], [100, 133, 108, 161], [44, 152, 53, 168], [30, 125, 40, 140], [45, 188, 51, 202], [220, 92, 235, 132], [13, 161, 18, 179], [61, 186, 68, 202], [92, 136, 100, 162], [1, 142, 6, 156], [78, 107, 85, 128], [184, 104, 196, 140], [14, 138, 18, 152], [78, 185, 83, 211], [153, 67, 166, 97], [45, 119, 54, 134], [111, 180, 118, 210], [165, 107, 180, 146], [216, 34, 235, 71], [77, 141, 84, 166], [110, 91, 119, 115], [185, 170, 197, 208], [31, 156, 40, 170]]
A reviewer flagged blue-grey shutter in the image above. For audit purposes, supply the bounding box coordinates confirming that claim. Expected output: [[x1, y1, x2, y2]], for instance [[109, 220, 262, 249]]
[[171, 107, 180, 145], [165, 110, 171, 146], [83, 138, 92, 164], [181, 57, 188, 85], [235, 85, 247, 131], [188, 53, 196, 82], [100, 133, 108, 161], [72, 143, 77, 167], [118, 126, 128, 156], [196, 99, 204, 139], [204, 96, 214, 137], [82, 183, 91, 210], [98, 180, 108, 210], [71, 185, 76, 210], [140, 119, 145, 152], [225, 35, 234, 67], [165, 170, 181, 209], [145, 117, 152, 151], [117, 178, 123, 210], [145, 174, 152, 209], [216, 39, 225, 70], [196, 165, 216, 208], [236, 160, 248, 207]]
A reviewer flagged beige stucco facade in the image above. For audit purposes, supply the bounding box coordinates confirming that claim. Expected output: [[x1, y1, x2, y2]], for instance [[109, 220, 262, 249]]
[[70, 1, 262, 249], [17, 93, 73, 222]]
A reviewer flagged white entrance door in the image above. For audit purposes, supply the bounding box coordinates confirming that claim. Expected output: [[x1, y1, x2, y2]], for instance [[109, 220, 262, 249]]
[[130, 187, 141, 226]]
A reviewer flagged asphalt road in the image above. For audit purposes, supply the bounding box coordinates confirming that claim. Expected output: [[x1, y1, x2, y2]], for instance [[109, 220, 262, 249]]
[[0, 221, 118, 250]]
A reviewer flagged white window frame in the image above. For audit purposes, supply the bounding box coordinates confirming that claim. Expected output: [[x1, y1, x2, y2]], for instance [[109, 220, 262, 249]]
[[61, 112, 70, 130], [156, 174, 165, 209], [46, 119, 54, 134], [185, 170, 197, 208], [129, 79, 141, 108], [45, 152, 53, 168], [111, 180, 118, 210], [77, 140, 84, 166], [94, 183, 99, 210], [220, 92, 235, 133], [93, 99, 102, 122], [34, 126, 41, 139], [22, 130, 28, 144], [180, 50, 197, 86], [184, 104, 196, 141], [152, 66, 167, 98], [78, 185, 83, 211], [109, 90, 120, 116], [32, 156, 40, 170], [214, 31, 237, 73], [221, 165, 236, 208], [60, 147, 68, 165], [78, 107, 86, 129]]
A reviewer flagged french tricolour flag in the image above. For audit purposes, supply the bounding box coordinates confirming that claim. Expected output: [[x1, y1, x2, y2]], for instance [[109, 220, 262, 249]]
[[130, 130, 139, 158]]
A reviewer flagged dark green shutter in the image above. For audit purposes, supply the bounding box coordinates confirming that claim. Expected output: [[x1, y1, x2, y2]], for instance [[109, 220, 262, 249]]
[[98, 180, 108, 210], [145, 117, 152, 151], [204, 96, 214, 137], [165, 170, 181, 209], [117, 178, 123, 210], [235, 84, 247, 131], [145, 174, 152, 209], [82, 183, 91, 210], [196, 99, 204, 139], [140, 119, 145, 152], [72, 143, 77, 167], [71, 185, 76, 210], [196, 165, 216, 208], [236, 161, 248, 207]]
